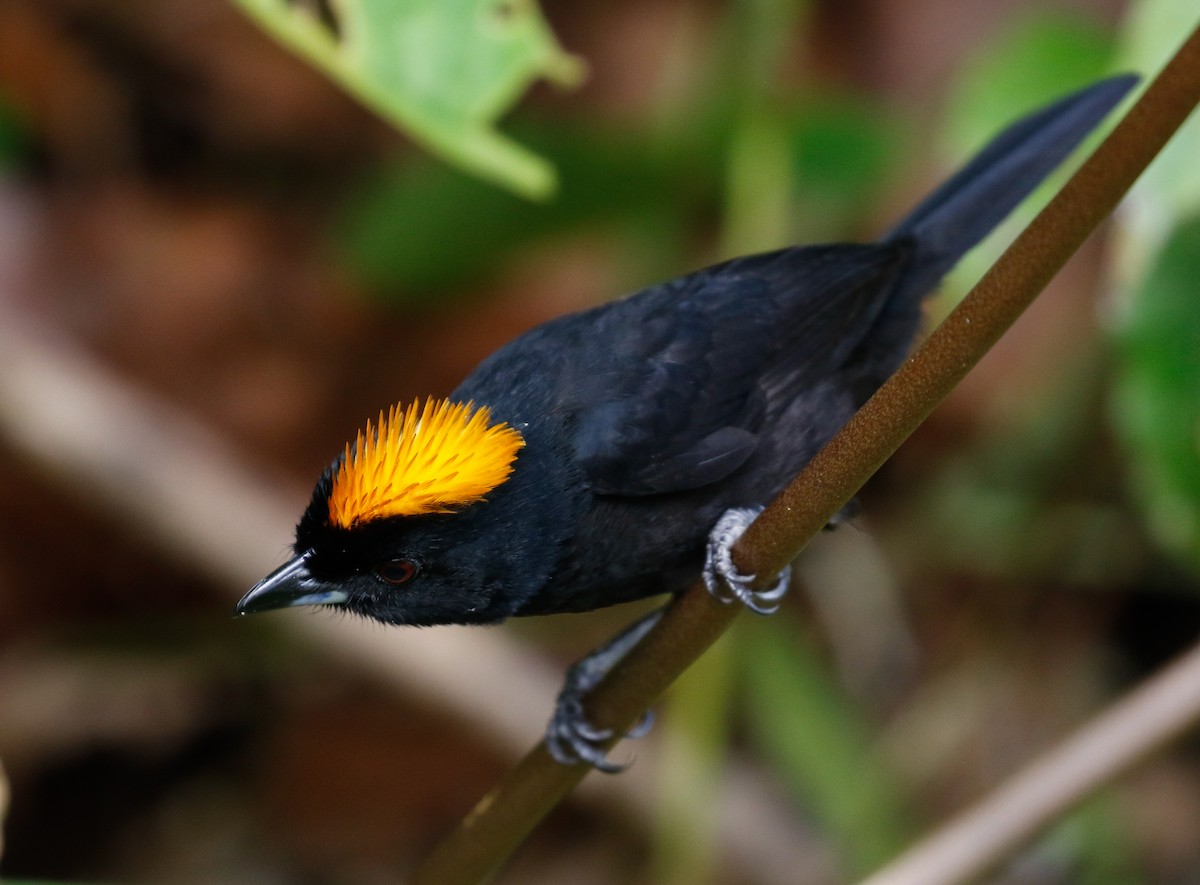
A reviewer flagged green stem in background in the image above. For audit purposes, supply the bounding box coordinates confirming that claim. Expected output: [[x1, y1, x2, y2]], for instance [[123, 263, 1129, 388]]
[[722, 112, 796, 256], [411, 20, 1200, 885], [650, 629, 738, 885], [742, 619, 913, 874], [719, 0, 808, 258]]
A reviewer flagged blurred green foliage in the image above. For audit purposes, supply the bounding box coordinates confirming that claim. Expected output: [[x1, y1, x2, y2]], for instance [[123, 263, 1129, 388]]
[[1052, 799, 1145, 885], [785, 97, 898, 235], [335, 123, 719, 299], [742, 618, 912, 873], [651, 630, 736, 885], [942, 12, 1115, 158], [1110, 0, 1200, 576], [937, 11, 1116, 300], [1114, 216, 1200, 573], [0, 96, 29, 172], [1117, 0, 1200, 244], [334, 97, 898, 303], [231, 0, 584, 198]]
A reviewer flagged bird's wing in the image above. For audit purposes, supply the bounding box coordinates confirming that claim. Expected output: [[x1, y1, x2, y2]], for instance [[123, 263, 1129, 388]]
[[570, 244, 909, 496]]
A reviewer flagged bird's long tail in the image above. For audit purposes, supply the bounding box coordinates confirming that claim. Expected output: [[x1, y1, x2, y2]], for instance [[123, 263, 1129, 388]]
[[850, 74, 1136, 383], [886, 74, 1137, 305]]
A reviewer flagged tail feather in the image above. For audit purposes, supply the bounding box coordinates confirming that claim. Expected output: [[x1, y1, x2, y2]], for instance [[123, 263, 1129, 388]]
[[850, 74, 1137, 386], [887, 74, 1138, 295]]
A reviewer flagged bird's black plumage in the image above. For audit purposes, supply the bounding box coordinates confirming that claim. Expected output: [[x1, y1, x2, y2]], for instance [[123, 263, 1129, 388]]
[[239, 76, 1134, 716]]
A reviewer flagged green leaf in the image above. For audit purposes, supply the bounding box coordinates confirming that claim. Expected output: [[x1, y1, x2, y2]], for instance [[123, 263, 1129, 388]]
[[1114, 0, 1200, 271], [231, 0, 585, 199], [741, 618, 913, 873], [1112, 214, 1200, 574]]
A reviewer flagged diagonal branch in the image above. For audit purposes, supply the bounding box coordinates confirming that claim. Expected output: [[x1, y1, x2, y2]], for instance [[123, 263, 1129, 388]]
[[413, 20, 1200, 885]]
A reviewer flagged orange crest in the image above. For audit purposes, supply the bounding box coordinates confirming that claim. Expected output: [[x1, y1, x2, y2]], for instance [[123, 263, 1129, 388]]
[[327, 398, 524, 529]]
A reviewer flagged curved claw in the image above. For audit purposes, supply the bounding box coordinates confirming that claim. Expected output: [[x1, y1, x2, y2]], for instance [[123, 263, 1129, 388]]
[[542, 608, 665, 772], [624, 708, 655, 740], [545, 696, 633, 774], [704, 507, 792, 615], [544, 609, 667, 767]]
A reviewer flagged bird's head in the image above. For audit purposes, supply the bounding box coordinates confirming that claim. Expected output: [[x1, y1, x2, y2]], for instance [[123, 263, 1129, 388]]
[[237, 398, 530, 626]]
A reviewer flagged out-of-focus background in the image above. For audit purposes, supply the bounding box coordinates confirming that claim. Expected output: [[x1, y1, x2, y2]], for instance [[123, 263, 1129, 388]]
[[1, 0, 1199, 882]]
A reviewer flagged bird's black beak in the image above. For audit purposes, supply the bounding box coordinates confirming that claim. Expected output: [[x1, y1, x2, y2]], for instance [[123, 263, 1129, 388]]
[[236, 553, 349, 615]]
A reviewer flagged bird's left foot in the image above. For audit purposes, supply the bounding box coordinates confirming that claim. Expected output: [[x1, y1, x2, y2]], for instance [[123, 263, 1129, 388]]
[[703, 507, 791, 615], [544, 609, 663, 773]]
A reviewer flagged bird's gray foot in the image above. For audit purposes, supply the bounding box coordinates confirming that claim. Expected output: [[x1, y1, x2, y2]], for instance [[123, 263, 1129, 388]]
[[545, 609, 663, 773], [703, 506, 791, 615]]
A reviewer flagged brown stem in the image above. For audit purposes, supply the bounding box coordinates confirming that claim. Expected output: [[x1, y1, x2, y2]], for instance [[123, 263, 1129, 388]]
[[413, 21, 1200, 885]]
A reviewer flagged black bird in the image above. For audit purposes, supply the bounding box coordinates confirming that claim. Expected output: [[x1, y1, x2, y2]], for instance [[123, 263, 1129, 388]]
[[238, 76, 1135, 770]]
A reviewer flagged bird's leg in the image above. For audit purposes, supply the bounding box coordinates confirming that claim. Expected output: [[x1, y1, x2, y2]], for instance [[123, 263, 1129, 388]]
[[703, 506, 791, 614], [547, 507, 791, 771], [544, 607, 664, 773]]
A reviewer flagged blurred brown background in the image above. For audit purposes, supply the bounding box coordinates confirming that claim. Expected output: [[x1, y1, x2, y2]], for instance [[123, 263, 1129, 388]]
[[1, 0, 1198, 883]]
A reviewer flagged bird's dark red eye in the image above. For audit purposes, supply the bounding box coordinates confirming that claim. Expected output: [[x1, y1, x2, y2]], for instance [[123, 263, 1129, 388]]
[[376, 559, 418, 585]]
